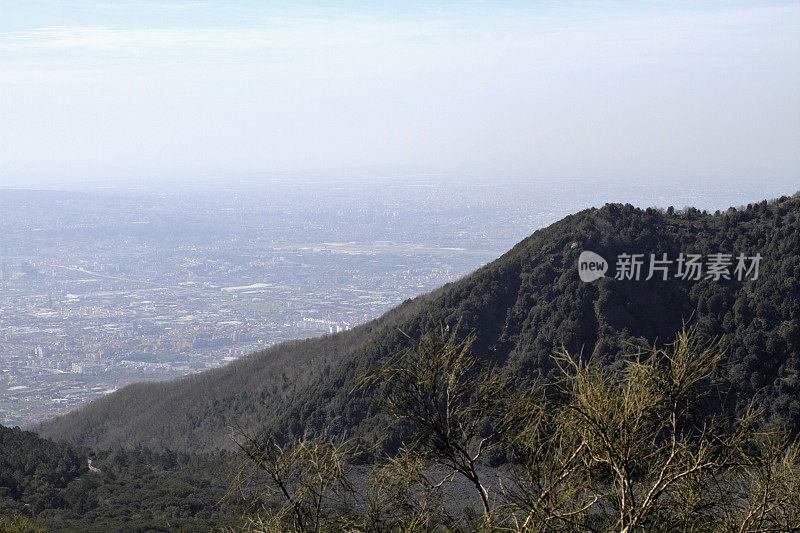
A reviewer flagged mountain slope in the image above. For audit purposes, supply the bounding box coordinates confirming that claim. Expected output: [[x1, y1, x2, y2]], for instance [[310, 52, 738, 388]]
[[0, 424, 234, 531], [37, 194, 800, 451]]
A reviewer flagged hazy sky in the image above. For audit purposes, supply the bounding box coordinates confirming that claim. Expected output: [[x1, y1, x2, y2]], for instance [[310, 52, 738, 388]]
[[1, 1, 798, 189]]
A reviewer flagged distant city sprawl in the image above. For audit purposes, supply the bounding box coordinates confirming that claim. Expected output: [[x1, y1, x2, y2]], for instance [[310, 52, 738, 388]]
[[0, 179, 781, 425]]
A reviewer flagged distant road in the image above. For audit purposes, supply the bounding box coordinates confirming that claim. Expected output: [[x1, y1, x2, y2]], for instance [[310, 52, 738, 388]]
[[41, 264, 215, 298], [22, 365, 69, 374], [42, 264, 162, 286]]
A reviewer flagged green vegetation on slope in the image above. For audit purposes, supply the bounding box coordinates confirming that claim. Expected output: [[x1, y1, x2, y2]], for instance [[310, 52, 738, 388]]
[[0, 425, 237, 532], [230, 328, 800, 532], [37, 194, 800, 452], [0, 515, 45, 533]]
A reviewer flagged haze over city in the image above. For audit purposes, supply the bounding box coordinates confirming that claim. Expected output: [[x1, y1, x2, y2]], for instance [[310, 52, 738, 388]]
[[1, 0, 799, 427], [1, 0, 798, 190], [2, 0, 800, 530]]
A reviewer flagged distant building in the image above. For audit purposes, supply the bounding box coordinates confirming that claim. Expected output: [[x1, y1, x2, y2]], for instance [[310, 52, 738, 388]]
[[71, 362, 101, 375]]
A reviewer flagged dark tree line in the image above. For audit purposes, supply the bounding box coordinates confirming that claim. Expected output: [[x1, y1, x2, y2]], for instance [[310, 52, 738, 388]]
[[0, 425, 239, 532]]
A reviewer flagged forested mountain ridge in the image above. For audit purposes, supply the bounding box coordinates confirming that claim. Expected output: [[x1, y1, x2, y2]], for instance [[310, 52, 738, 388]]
[[37, 193, 800, 452]]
